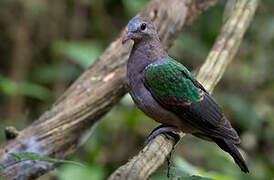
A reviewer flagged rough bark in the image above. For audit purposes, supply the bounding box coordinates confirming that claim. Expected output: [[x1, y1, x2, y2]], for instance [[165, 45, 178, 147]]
[[0, 0, 218, 179], [108, 0, 260, 179]]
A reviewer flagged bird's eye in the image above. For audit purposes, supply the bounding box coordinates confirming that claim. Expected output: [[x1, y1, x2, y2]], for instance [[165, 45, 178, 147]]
[[140, 23, 146, 31]]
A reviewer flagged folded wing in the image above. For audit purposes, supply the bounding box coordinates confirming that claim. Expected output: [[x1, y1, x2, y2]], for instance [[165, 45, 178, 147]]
[[144, 57, 240, 144]]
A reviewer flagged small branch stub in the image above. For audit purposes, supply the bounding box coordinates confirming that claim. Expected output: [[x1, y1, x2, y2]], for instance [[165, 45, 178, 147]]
[[5, 126, 20, 140]]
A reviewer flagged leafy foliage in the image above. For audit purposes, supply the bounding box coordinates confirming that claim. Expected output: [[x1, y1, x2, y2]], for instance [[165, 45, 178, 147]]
[[9, 152, 85, 168], [0, 76, 52, 100], [52, 41, 103, 68], [150, 157, 235, 180]]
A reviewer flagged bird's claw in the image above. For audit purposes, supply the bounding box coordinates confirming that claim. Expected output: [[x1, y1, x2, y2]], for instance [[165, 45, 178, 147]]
[[145, 124, 180, 178], [144, 125, 180, 145]]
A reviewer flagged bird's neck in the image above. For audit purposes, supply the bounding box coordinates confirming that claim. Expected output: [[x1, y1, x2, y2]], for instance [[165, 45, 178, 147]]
[[126, 37, 167, 87], [128, 37, 167, 75], [133, 37, 166, 62]]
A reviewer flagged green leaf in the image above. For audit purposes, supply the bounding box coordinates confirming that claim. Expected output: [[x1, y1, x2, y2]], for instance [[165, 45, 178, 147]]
[[0, 75, 52, 100], [150, 157, 213, 180], [0, 75, 18, 95], [57, 165, 105, 180], [9, 153, 22, 161], [19, 82, 52, 100], [200, 171, 235, 180], [53, 41, 103, 68], [178, 176, 212, 180], [8, 152, 85, 168]]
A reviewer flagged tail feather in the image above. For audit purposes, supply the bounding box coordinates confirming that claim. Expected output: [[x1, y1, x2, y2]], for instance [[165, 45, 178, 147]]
[[213, 137, 249, 173]]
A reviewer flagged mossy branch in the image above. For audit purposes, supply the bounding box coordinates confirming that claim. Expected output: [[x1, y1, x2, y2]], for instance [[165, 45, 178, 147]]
[[108, 0, 260, 179]]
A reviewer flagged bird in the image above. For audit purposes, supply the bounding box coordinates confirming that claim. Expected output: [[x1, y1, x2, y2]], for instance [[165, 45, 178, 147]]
[[122, 17, 249, 173]]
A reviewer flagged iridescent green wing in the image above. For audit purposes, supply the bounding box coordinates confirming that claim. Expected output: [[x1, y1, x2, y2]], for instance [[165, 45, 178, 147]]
[[144, 57, 202, 105], [144, 57, 240, 143]]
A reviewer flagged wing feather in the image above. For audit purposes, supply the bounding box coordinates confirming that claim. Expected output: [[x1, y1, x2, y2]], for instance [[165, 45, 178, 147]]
[[144, 57, 240, 143]]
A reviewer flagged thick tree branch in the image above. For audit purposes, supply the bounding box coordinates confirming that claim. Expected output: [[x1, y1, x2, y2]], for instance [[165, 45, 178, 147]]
[[0, 0, 218, 179], [108, 0, 260, 179], [197, 0, 260, 92]]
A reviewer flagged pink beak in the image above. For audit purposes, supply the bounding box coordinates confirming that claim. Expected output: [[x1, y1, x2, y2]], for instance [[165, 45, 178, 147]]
[[122, 32, 134, 44]]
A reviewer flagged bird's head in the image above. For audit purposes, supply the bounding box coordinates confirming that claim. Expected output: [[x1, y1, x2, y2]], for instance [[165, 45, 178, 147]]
[[122, 17, 157, 44]]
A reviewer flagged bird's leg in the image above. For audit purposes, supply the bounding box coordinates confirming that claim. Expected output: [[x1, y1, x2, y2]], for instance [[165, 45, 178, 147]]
[[144, 124, 180, 145], [145, 124, 180, 178]]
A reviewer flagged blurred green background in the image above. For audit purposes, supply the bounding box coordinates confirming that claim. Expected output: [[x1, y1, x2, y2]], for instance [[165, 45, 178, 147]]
[[0, 0, 273, 179]]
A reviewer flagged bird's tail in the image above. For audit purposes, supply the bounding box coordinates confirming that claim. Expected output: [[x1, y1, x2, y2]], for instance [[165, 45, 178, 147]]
[[212, 137, 249, 173]]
